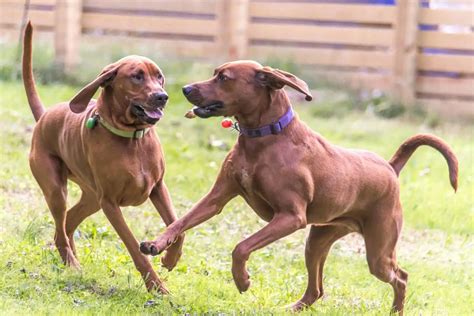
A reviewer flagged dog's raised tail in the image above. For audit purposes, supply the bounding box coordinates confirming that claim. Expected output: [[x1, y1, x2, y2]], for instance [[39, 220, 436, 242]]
[[389, 134, 458, 191], [22, 21, 45, 122]]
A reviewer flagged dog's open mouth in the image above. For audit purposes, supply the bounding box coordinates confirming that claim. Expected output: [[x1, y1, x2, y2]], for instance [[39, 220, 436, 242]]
[[132, 102, 164, 124], [192, 102, 224, 119]]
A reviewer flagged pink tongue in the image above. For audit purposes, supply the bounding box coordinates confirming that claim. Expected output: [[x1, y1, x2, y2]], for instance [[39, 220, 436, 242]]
[[144, 108, 163, 119]]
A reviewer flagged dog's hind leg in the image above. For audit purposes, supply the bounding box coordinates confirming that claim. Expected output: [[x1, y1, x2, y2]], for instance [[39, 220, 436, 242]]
[[363, 204, 407, 315], [289, 225, 350, 311], [30, 150, 80, 268], [65, 189, 100, 256]]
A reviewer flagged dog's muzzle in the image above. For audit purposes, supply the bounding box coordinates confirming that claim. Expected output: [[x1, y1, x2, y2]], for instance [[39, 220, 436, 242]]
[[182, 85, 224, 118], [131, 102, 164, 124], [192, 102, 224, 118]]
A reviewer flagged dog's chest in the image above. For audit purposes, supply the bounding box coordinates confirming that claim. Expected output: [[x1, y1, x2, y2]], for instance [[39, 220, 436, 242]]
[[119, 158, 162, 206], [231, 165, 274, 222], [228, 148, 266, 197], [89, 140, 164, 206], [229, 155, 255, 194], [237, 168, 253, 193]]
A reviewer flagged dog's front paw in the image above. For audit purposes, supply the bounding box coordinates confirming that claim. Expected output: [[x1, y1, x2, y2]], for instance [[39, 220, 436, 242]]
[[140, 231, 179, 256], [160, 234, 185, 271], [140, 241, 157, 255], [232, 266, 251, 293], [145, 277, 169, 295], [140, 240, 165, 256], [286, 300, 309, 312]]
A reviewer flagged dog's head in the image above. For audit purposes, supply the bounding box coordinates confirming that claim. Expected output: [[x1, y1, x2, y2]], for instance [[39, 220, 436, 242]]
[[69, 55, 167, 125], [182, 60, 312, 119]]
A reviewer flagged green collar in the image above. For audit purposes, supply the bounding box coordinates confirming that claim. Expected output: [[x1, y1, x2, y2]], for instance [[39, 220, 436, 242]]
[[86, 114, 150, 139]]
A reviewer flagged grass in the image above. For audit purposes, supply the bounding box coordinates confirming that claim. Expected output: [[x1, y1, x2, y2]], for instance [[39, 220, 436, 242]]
[[0, 77, 472, 315]]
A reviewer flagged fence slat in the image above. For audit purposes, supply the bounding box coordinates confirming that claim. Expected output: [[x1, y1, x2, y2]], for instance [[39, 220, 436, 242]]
[[417, 98, 474, 120], [249, 46, 392, 69], [420, 8, 474, 26], [416, 76, 474, 97], [417, 54, 474, 73], [55, 0, 83, 73], [216, 0, 249, 60], [82, 0, 217, 14], [391, 0, 419, 105], [419, 31, 474, 50], [250, 3, 396, 24], [82, 13, 217, 37], [305, 69, 392, 91], [249, 23, 393, 46], [82, 34, 216, 58], [2, 0, 55, 5], [0, 7, 54, 27]]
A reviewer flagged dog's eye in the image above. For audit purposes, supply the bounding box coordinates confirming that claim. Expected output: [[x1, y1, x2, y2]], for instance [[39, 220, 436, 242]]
[[157, 73, 163, 81], [217, 73, 228, 82], [131, 72, 144, 82]]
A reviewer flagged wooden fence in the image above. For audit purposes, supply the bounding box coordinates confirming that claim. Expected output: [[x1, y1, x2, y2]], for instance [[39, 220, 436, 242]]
[[1, 0, 473, 118]]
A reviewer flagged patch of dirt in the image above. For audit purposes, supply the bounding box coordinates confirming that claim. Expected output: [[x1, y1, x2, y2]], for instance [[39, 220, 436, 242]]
[[332, 229, 473, 266]]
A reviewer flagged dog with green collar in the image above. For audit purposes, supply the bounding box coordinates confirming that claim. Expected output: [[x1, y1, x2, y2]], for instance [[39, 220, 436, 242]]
[[22, 21, 184, 293]]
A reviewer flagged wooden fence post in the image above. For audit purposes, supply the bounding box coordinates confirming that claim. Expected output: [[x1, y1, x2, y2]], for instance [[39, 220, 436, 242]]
[[55, 0, 82, 73], [217, 0, 249, 60], [391, 0, 420, 105]]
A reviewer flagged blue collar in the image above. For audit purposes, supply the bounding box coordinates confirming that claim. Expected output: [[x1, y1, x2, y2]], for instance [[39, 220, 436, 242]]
[[238, 107, 294, 138]]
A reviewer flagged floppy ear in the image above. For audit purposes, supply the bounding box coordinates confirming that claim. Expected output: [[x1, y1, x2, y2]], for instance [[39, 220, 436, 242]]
[[69, 65, 118, 113], [256, 66, 313, 101]]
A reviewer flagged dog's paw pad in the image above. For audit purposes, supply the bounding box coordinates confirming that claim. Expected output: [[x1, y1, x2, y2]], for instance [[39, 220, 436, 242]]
[[140, 241, 153, 255], [149, 245, 159, 256]]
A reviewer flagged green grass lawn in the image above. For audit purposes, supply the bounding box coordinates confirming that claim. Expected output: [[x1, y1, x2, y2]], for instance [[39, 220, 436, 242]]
[[0, 80, 472, 315]]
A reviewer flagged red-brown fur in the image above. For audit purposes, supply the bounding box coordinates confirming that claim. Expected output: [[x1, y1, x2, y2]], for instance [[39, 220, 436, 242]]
[[22, 22, 184, 293]]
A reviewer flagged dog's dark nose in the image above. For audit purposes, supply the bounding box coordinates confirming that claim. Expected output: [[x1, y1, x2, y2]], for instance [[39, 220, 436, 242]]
[[182, 85, 193, 96], [151, 92, 168, 103]]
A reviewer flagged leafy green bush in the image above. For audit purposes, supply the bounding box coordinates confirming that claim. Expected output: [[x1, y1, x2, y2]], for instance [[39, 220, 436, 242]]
[[362, 90, 405, 119]]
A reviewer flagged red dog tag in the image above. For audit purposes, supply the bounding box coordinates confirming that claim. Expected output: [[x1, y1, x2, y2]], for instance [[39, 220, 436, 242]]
[[221, 119, 233, 128]]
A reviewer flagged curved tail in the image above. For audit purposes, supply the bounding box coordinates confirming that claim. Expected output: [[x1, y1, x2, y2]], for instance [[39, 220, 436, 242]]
[[22, 21, 45, 122], [389, 134, 458, 191]]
